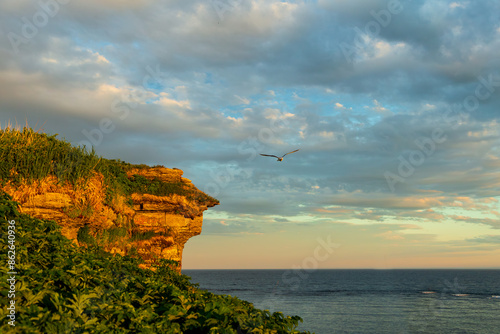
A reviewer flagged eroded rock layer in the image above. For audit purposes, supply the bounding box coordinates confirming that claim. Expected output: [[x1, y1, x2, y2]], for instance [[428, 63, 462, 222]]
[[2, 166, 217, 272]]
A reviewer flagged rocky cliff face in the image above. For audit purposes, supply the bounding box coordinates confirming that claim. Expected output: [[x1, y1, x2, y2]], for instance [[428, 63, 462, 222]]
[[2, 166, 217, 272], [126, 167, 218, 270]]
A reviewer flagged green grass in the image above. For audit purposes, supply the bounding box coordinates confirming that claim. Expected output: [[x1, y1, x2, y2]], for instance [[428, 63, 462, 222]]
[[0, 127, 101, 187], [0, 126, 219, 205], [128, 175, 187, 197], [0, 192, 310, 333], [125, 174, 218, 203]]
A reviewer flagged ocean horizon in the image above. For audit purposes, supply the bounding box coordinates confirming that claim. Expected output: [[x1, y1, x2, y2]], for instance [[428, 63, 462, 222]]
[[184, 269, 500, 334]]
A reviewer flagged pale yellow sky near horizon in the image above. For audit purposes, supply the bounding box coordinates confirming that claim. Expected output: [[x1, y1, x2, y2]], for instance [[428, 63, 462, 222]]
[[183, 204, 500, 270]]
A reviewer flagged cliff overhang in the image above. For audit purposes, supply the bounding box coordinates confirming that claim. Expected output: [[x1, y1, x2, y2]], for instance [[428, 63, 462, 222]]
[[0, 127, 218, 272]]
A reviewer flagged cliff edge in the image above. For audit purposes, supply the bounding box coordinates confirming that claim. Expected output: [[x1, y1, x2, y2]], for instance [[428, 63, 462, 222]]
[[0, 127, 218, 272]]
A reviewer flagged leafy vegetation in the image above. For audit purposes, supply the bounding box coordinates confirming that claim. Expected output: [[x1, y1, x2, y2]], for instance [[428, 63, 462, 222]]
[[0, 193, 311, 333], [0, 126, 309, 332]]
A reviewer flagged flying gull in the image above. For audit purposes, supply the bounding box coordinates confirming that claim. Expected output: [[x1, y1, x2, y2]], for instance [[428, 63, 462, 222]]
[[260, 149, 300, 161]]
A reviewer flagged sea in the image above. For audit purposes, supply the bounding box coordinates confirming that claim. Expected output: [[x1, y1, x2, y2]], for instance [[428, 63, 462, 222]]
[[183, 269, 500, 334]]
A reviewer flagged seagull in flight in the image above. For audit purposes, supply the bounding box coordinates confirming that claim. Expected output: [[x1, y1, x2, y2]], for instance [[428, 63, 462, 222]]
[[260, 149, 300, 161]]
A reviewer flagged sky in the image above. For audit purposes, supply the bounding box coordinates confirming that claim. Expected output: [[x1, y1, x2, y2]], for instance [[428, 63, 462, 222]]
[[0, 0, 499, 269]]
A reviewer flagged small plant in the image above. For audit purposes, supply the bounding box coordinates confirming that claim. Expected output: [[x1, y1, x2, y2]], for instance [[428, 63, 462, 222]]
[[130, 230, 157, 242], [77, 225, 96, 246], [129, 229, 173, 242], [128, 245, 139, 257], [64, 200, 94, 219], [103, 227, 128, 243]]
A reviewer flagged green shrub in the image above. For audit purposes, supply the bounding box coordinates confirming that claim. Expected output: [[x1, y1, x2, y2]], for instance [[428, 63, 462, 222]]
[[77, 225, 97, 246]]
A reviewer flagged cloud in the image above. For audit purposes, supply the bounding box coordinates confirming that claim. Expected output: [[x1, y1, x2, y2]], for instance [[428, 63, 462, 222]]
[[466, 235, 500, 244], [326, 194, 447, 209], [449, 2, 467, 9], [367, 99, 393, 117], [449, 216, 500, 229], [376, 231, 405, 240]]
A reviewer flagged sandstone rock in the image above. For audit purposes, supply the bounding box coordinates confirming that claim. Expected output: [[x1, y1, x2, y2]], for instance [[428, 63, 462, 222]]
[[2, 167, 217, 272], [127, 166, 184, 183]]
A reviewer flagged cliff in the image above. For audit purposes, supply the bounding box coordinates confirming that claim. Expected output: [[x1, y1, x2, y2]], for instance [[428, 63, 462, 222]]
[[127, 167, 218, 270], [0, 127, 218, 272]]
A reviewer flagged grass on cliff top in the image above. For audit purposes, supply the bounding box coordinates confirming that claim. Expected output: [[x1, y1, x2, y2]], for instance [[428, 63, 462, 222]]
[[0, 192, 309, 334], [0, 126, 218, 204]]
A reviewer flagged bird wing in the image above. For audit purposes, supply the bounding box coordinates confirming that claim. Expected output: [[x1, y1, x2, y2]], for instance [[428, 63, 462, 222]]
[[282, 149, 300, 157], [260, 154, 280, 158]]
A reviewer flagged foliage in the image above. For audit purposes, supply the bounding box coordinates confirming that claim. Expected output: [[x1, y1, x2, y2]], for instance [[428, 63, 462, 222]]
[[0, 193, 311, 333]]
